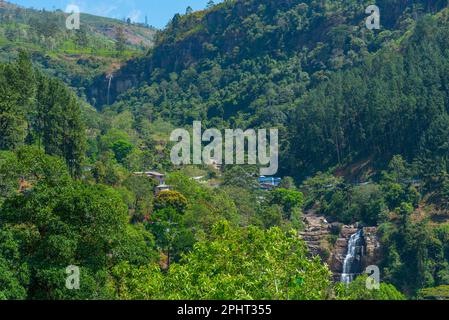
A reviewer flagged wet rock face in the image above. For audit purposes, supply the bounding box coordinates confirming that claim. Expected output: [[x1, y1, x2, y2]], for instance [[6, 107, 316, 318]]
[[361, 227, 382, 267], [330, 226, 359, 275], [300, 214, 381, 281]]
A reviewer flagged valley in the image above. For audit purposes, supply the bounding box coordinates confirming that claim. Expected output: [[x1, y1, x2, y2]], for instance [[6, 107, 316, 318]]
[[1, 0, 449, 301]]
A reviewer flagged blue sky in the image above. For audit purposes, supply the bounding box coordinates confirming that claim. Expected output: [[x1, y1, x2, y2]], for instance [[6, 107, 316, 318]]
[[8, 0, 220, 28]]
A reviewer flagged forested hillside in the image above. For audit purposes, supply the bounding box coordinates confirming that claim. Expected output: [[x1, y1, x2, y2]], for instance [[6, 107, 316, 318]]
[[89, 0, 446, 120], [288, 12, 449, 175], [0, 11, 350, 299], [0, 1, 156, 92], [1, 0, 449, 300], [88, 0, 448, 174], [85, 0, 449, 297]]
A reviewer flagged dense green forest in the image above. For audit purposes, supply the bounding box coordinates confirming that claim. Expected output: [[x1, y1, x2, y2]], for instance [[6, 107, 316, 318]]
[[1, 0, 449, 300]]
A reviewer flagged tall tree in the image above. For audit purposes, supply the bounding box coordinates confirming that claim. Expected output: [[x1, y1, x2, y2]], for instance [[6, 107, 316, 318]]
[[115, 26, 127, 55]]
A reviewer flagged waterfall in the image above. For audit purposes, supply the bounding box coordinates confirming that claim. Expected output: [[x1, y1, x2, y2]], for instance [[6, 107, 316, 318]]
[[341, 229, 364, 284], [107, 74, 113, 105]]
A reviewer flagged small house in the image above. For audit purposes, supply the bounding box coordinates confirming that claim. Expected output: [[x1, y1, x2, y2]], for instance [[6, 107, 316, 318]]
[[134, 171, 166, 185], [258, 176, 282, 190]]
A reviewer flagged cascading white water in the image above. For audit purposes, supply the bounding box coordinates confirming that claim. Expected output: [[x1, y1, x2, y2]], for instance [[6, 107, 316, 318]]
[[341, 229, 364, 284], [107, 74, 113, 105]]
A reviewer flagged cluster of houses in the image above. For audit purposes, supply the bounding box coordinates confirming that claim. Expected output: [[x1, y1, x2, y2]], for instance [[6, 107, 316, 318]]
[[133, 171, 172, 194], [134, 171, 283, 194]]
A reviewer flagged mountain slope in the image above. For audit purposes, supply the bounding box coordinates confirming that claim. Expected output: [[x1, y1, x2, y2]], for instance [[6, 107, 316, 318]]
[[89, 0, 446, 106], [87, 0, 448, 175], [0, 1, 156, 90], [287, 11, 449, 179]]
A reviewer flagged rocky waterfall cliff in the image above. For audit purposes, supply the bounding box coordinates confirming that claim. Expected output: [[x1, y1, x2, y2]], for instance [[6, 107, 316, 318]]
[[300, 214, 381, 282]]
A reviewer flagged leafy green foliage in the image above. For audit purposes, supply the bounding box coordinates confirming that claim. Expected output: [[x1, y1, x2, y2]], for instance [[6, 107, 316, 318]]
[[112, 221, 332, 300], [378, 217, 449, 296], [335, 275, 405, 300], [154, 190, 188, 213], [0, 53, 86, 175], [418, 285, 449, 300], [0, 149, 159, 299]]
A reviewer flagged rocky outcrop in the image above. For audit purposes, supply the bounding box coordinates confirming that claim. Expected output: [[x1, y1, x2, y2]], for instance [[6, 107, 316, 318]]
[[300, 214, 382, 282], [299, 215, 331, 260], [361, 227, 382, 268]]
